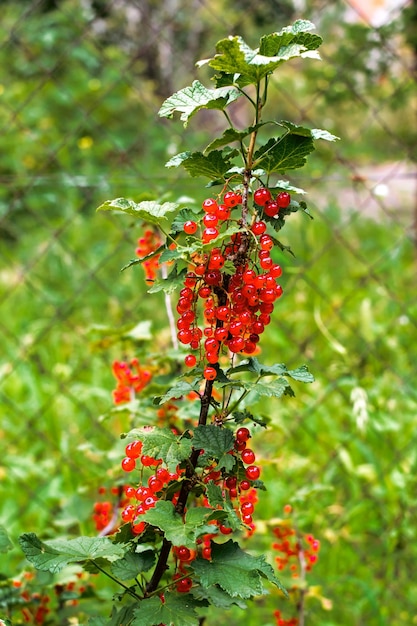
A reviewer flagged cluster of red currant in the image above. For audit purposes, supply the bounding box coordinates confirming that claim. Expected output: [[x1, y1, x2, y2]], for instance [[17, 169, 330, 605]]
[[179, 189, 288, 375], [111, 358, 152, 405], [119, 426, 261, 541], [135, 227, 163, 283], [272, 524, 320, 576], [12, 573, 90, 625]]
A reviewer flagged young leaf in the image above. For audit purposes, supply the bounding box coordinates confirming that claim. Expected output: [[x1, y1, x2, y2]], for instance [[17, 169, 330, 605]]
[[96, 198, 179, 224], [158, 79, 240, 126], [259, 21, 322, 57], [192, 540, 284, 599], [110, 549, 155, 581], [208, 34, 318, 85], [19, 534, 127, 574], [132, 592, 204, 626]]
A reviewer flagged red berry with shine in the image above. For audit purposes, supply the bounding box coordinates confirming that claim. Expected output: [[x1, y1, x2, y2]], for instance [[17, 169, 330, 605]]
[[276, 191, 291, 208], [254, 188, 272, 206], [183, 220, 197, 234]]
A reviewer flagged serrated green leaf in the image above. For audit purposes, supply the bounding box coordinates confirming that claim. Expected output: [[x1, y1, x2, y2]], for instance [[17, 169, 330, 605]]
[[208, 34, 317, 84], [254, 134, 314, 174], [19, 534, 127, 574], [259, 21, 322, 57], [192, 540, 282, 599], [193, 425, 235, 471], [167, 150, 237, 180], [192, 584, 246, 609], [158, 80, 240, 126], [0, 526, 13, 553], [110, 549, 155, 581], [206, 481, 225, 508], [143, 501, 217, 548], [130, 427, 193, 473], [96, 198, 179, 225], [132, 592, 203, 626]]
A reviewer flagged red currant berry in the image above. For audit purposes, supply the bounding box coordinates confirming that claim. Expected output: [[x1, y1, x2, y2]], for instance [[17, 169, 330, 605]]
[[184, 354, 197, 368], [223, 191, 242, 208], [254, 188, 272, 206], [176, 577, 193, 593], [121, 457, 136, 472], [125, 440, 143, 459], [219, 525, 233, 535], [276, 191, 291, 208], [263, 201, 279, 217], [240, 501, 254, 515], [236, 427, 251, 442], [245, 465, 261, 480], [176, 546, 192, 561], [202, 198, 218, 213], [241, 448, 256, 464], [203, 213, 218, 227], [269, 264, 282, 278], [202, 227, 219, 243], [203, 366, 217, 381], [251, 221, 267, 235], [183, 220, 197, 235]]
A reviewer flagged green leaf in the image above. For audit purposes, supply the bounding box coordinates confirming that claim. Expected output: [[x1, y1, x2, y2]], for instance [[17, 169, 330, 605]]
[[166, 150, 236, 180], [259, 21, 322, 57], [130, 427, 193, 473], [147, 266, 188, 294], [203, 124, 267, 153], [132, 592, 204, 626], [192, 540, 284, 599], [19, 534, 127, 574], [193, 425, 235, 471], [0, 526, 13, 553], [192, 584, 247, 609], [170, 208, 202, 233], [153, 379, 200, 405], [110, 549, 155, 581], [206, 481, 225, 508], [287, 365, 315, 383], [143, 501, 217, 548], [96, 198, 179, 225], [254, 134, 314, 174], [158, 80, 240, 126], [208, 33, 318, 85]]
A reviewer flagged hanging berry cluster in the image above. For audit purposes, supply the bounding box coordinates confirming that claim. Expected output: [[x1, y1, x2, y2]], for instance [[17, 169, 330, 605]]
[[111, 358, 152, 404], [178, 188, 290, 376]]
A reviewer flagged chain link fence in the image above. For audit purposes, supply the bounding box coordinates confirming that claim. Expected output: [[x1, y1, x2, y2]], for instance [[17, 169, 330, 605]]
[[0, 0, 416, 623]]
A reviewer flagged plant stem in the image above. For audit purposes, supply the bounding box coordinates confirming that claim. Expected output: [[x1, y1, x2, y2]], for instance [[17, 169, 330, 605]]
[[144, 378, 214, 596], [93, 561, 142, 600]]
